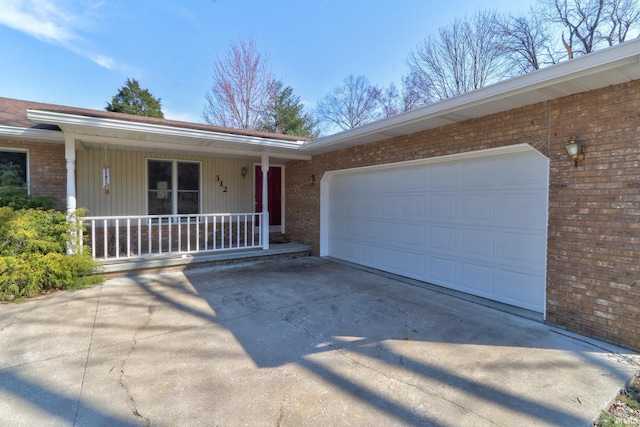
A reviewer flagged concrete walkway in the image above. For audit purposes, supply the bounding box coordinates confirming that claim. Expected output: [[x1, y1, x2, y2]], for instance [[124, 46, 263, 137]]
[[0, 257, 638, 426]]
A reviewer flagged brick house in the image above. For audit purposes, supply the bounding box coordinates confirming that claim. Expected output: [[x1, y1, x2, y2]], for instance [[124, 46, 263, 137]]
[[1, 40, 639, 350]]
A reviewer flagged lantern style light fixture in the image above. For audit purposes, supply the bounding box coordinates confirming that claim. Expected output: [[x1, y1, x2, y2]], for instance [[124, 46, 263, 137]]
[[565, 139, 584, 167], [240, 166, 247, 178], [308, 174, 316, 184]]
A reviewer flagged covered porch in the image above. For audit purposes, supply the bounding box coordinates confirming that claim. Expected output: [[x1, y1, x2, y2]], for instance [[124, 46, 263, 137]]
[[25, 108, 312, 272], [83, 211, 312, 276]]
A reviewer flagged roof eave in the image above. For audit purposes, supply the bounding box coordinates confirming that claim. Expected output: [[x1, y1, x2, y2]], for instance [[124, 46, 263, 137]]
[[0, 125, 64, 143], [303, 39, 640, 153], [26, 110, 307, 150]]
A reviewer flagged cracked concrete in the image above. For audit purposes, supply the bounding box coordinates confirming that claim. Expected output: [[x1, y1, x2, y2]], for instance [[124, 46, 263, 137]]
[[0, 257, 638, 426]]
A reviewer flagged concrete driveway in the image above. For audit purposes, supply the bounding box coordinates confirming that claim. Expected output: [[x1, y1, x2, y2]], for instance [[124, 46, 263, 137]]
[[0, 257, 638, 427]]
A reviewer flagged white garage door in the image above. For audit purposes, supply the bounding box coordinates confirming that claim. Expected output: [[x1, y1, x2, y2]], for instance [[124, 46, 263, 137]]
[[322, 145, 549, 313]]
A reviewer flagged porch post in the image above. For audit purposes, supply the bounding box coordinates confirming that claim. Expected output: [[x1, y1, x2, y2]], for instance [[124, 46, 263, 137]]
[[261, 154, 269, 250], [65, 136, 78, 254]]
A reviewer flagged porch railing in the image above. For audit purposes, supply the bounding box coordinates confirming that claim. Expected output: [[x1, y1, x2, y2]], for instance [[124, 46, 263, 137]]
[[84, 213, 264, 260]]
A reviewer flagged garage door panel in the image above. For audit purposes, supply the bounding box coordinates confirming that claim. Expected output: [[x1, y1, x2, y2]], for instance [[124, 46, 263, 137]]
[[430, 195, 456, 219], [401, 251, 426, 279], [403, 167, 427, 190], [380, 222, 401, 243], [343, 241, 360, 263], [460, 262, 495, 297], [326, 148, 548, 313], [501, 194, 548, 226], [460, 194, 496, 223], [403, 195, 426, 217], [429, 256, 456, 285], [499, 269, 545, 311], [380, 195, 402, 217], [462, 158, 495, 187], [460, 228, 495, 258], [429, 226, 456, 251], [344, 219, 359, 237], [403, 224, 426, 247], [360, 243, 379, 265], [378, 169, 400, 192], [500, 154, 547, 186], [361, 196, 380, 219], [429, 163, 457, 189], [344, 195, 362, 216], [359, 220, 380, 243], [500, 232, 546, 267], [379, 247, 401, 273]]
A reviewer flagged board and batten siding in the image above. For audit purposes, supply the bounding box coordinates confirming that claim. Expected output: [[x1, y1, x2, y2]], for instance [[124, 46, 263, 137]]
[[76, 148, 255, 216]]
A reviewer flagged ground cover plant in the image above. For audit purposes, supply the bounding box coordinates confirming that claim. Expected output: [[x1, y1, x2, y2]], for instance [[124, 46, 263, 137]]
[[595, 373, 640, 426]]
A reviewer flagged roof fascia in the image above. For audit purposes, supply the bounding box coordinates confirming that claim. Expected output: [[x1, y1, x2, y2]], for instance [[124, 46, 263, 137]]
[[26, 110, 306, 150], [304, 39, 640, 151], [69, 132, 312, 161]]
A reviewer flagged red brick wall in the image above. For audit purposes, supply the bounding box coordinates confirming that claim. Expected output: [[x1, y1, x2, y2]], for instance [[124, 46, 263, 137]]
[[284, 80, 640, 351], [0, 139, 66, 210], [546, 82, 640, 350]]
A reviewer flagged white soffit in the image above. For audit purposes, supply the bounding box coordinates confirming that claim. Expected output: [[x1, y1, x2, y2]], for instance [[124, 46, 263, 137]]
[[304, 39, 640, 155]]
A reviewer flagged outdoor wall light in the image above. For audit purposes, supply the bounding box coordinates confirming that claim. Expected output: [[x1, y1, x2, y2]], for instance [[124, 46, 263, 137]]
[[241, 166, 247, 178], [309, 174, 316, 184], [565, 139, 584, 167]]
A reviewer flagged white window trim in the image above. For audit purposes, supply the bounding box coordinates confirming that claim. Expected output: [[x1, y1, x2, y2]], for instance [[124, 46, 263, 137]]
[[146, 158, 202, 216]]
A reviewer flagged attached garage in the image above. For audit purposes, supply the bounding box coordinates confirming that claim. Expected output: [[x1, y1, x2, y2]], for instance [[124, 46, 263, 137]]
[[320, 145, 549, 313]]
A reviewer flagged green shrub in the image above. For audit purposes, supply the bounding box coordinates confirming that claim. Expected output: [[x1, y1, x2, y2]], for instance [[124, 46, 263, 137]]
[[0, 207, 101, 301], [0, 164, 53, 210], [0, 186, 53, 210]]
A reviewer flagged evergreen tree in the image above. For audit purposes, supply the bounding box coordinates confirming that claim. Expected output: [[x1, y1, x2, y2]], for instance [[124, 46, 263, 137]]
[[106, 78, 164, 118], [261, 82, 318, 138]]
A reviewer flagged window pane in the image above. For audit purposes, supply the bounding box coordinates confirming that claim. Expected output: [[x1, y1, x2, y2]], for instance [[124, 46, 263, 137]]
[[178, 191, 199, 214], [178, 162, 199, 214], [178, 162, 199, 190], [0, 151, 27, 188], [148, 160, 172, 215]]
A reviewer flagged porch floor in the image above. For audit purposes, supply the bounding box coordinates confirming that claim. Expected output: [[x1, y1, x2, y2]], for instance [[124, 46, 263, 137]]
[[96, 240, 312, 277]]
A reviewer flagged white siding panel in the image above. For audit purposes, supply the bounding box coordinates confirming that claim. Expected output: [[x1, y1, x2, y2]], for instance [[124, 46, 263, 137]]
[[77, 148, 254, 216]]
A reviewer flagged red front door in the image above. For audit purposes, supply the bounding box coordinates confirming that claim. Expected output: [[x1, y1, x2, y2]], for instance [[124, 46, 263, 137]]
[[255, 165, 282, 227]]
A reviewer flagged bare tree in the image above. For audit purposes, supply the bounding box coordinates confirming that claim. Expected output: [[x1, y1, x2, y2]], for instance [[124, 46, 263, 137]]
[[316, 75, 381, 131], [202, 38, 277, 130], [406, 9, 506, 101], [497, 12, 557, 74], [378, 83, 402, 118], [402, 72, 433, 111], [544, 0, 606, 55], [602, 0, 640, 45], [540, 0, 640, 57]]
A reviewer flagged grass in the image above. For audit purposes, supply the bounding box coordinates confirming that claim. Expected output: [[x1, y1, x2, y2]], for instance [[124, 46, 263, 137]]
[[595, 373, 640, 427]]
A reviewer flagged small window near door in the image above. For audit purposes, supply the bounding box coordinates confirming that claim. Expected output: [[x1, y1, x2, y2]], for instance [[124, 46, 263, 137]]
[[0, 150, 28, 192], [147, 159, 200, 215]]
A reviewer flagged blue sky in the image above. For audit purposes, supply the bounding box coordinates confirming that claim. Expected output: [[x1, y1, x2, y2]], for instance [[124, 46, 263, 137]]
[[0, 0, 534, 124]]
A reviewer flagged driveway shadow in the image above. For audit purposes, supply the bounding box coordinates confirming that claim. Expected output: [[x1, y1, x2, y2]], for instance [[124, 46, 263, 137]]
[[159, 257, 636, 426]]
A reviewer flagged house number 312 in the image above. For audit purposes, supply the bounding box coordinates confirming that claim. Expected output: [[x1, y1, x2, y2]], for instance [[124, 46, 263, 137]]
[[215, 175, 228, 193]]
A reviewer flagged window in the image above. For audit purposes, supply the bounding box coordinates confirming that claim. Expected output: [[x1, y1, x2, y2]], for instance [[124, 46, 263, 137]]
[[147, 159, 200, 215], [0, 150, 28, 192]]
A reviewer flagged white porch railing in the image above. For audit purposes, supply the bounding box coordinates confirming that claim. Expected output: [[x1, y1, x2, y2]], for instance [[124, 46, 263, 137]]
[[84, 213, 264, 260]]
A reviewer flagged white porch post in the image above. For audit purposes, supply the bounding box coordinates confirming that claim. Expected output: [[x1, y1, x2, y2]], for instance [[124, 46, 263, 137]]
[[65, 136, 78, 254], [261, 154, 270, 250]]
